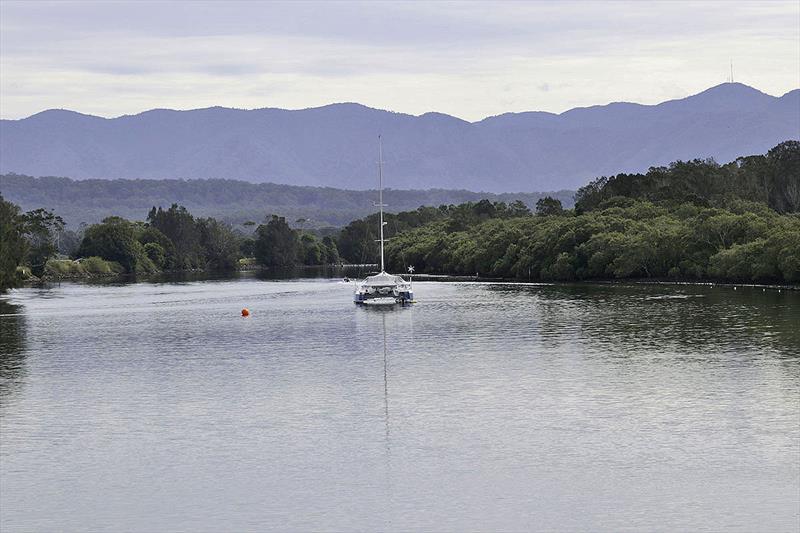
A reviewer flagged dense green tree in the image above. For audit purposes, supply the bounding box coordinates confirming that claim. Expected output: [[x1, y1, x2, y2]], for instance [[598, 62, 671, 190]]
[[56, 229, 83, 257], [197, 218, 241, 270], [1, 197, 78, 285], [535, 196, 564, 217], [0, 195, 27, 291], [772, 228, 800, 282], [574, 141, 799, 214], [19, 208, 65, 277], [299, 233, 325, 266], [73, 206, 250, 272], [254, 215, 299, 267], [143, 242, 166, 269], [322, 236, 340, 264], [77, 217, 155, 273], [147, 204, 204, 269], [137, 226, 178, 269], [508, 200, 532, 217], [138, 213, 241, 270], [240, 238, 255, 258], [709, 240, 774, 282], [338, 201, 530, 262], [337, 219, 377, 264], [382, 198, 800, 284]]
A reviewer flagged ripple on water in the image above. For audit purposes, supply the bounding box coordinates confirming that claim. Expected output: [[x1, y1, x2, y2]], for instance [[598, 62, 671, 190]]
[[0, 279, 798, 532]]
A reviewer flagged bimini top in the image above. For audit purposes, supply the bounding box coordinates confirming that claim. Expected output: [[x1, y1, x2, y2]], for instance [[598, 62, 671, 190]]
[[360, 271, 405, 287]]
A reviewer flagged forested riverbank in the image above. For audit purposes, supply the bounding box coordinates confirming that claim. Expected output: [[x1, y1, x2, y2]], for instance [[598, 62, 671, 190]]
[[360, 141, 800, 284], [380, 196, 799, 283], [2, 141, 798, 291], [0, 200, 341, 288]]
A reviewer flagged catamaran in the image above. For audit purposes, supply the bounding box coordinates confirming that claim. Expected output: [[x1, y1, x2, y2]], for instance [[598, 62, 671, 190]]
[[353, 137, 414, 306]]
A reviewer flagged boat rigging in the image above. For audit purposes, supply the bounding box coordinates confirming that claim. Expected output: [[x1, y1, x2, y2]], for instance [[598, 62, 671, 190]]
[[353, 136, 414, 306]]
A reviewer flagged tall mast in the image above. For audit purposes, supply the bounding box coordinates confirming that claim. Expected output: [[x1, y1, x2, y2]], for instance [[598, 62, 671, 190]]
[[378, 135, 385, 272]]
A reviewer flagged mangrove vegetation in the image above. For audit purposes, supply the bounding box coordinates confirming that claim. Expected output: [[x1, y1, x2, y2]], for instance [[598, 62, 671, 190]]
[[374, 141, 800, 283], [1, 141, 798, 290], [0, 200, 340, 290]]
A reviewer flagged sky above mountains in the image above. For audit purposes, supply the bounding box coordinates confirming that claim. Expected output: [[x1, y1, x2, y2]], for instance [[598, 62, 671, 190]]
[[1, 0, 798, 121]]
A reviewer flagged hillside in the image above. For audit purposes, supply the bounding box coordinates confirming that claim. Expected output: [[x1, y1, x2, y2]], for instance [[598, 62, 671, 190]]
[[0, 174, 572, 228], [1, 83, 797, 192]]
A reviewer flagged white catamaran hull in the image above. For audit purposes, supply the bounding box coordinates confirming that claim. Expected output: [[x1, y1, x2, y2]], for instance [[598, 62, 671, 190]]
[[362, 297, 401, 306]]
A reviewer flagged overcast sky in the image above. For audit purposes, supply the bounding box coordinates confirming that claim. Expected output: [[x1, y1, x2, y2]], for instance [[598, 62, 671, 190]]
[[1, 0, 798, 121]]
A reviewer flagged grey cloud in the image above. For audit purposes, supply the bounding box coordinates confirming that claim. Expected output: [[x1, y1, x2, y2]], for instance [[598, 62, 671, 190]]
[[3, 1, 796, 50], [0, 0, 798, 120]]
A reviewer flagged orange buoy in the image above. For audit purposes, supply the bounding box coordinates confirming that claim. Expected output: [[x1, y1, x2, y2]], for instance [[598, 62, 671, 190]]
[[241, 308, 250, 317]]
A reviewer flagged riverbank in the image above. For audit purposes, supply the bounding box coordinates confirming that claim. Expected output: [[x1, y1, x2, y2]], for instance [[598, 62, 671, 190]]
[[18, 262, 799, 292], [19, 260, 353, 285], [16, 258, 125, 283], [408, 273, 799, 291]]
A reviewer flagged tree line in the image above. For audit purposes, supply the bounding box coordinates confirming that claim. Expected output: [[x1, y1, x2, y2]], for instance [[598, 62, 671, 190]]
[[381, 198, 799, 283], [0, 201, 341, 290], [2, 141, 798, 290], [574, 141, 799, 214], [372, 141, 799, 284], [1, 201, 66, 290], [336, 200, 532, 264]]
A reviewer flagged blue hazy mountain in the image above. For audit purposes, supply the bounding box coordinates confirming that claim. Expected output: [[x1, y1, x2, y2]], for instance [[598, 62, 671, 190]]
[[1, 83, 797, 192]]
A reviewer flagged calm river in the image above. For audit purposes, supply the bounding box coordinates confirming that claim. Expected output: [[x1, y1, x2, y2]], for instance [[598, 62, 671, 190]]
[[1, 276, 798, 532]]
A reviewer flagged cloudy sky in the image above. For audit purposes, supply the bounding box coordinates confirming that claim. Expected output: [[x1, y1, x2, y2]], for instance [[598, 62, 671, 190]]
[[1, 0, 798, 121]]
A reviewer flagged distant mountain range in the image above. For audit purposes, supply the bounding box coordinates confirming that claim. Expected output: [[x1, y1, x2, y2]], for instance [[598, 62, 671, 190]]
[[1, 83, 797, 192]]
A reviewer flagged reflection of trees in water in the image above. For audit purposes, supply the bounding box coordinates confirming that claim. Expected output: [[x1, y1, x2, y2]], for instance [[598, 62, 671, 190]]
[[254, 265, 350, 281], [489, 283, 800, 357], [0, 300, 28, 397]]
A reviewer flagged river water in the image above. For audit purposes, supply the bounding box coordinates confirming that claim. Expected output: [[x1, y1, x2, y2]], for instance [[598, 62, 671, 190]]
[[1, 276, 798, 532]]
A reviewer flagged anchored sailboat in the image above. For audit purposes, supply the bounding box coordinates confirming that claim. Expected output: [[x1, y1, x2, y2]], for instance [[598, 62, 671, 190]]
[[353, 136, 414, 306]]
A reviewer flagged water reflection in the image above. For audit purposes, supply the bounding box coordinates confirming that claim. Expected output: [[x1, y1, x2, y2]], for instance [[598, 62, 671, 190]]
[[361, 306, 401, 518], [487, 283, 800, 357], [382, 312, 391, 448], [356, 304, 408, 454], [1, 279, 797, 531], [0, 299, 27, 399], [253, 265, 365, 281]]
